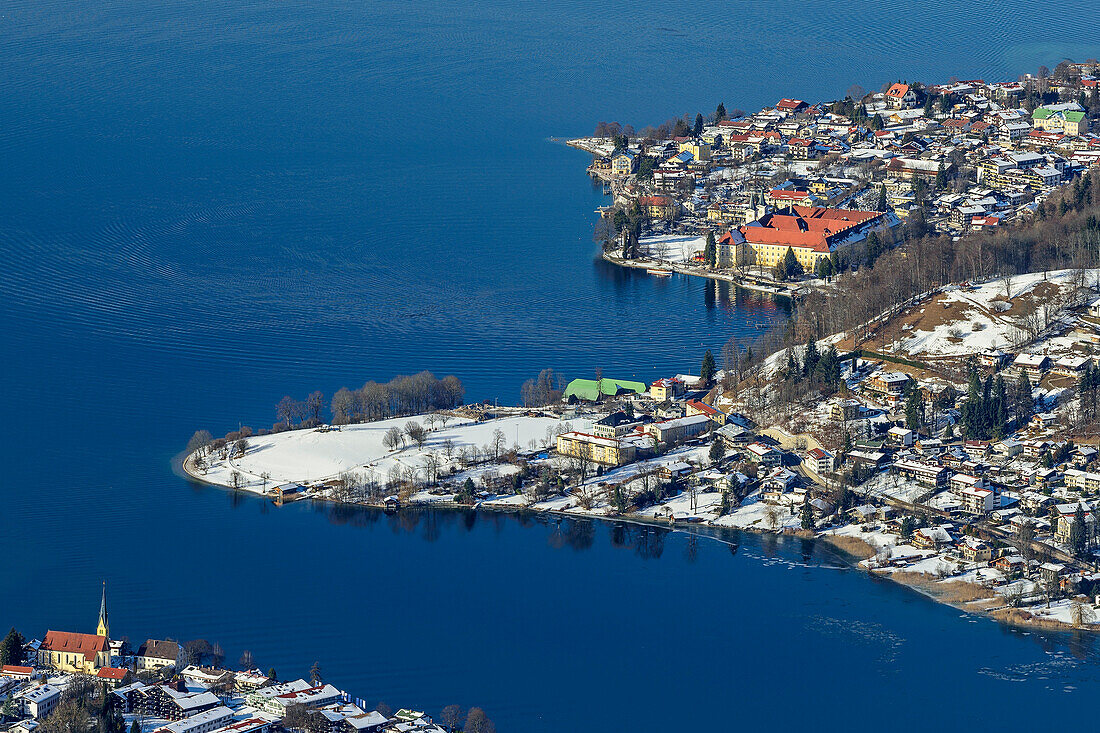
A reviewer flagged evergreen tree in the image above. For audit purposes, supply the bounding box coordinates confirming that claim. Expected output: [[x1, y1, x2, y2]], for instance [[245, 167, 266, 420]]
[[693, 113, 704, 137], [1014, 371, 1033, 424], [904, 386, 924, 431], [709, 440, 726, 464], [785, 347, 799, 381], [875, 184, 888, 212], [923, 94, 934, 115], [703, 230, 717, 269], [817, 346, 842, 393], [0, 628, 24, 667], [800, 494, 816, 531], [700, 349, 717, 386], [980, 375, 993, 439], [962, 365, 982, 438], [899, 516, 914, 541], [992, 374, 1008, 438], [871, 114, 883, 131], [935, 162, 947, 190], [715, 102, 727, 122], [783, 246, 803, 278], [803, 340, 820, 380], [1072, 504, 1089, 558]]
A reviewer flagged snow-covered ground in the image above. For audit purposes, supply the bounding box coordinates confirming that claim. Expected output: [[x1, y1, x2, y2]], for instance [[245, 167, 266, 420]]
[[639, 234, 707, 264], [194, 415, 589, 493], [891, 269, 1098, 358]]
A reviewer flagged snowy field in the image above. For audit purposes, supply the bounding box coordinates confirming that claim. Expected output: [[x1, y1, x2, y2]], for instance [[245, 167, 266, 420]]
[[639, 234, 706, 263], [194, 415, 589, 493]]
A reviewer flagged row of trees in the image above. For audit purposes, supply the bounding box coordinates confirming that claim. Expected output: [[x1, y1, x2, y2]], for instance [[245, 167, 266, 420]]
[[329, 372, 465, 425], [520, 368, 566, 407]]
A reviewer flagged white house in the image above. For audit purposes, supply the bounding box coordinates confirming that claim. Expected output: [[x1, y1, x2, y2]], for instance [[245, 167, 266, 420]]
[[20, 685, 61, 720]]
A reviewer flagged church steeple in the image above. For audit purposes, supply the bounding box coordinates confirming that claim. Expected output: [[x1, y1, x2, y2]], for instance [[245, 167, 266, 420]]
[[96, 581, 109, 639]]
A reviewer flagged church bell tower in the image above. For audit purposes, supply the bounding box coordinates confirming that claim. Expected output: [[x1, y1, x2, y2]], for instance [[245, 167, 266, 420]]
[[96, 580, 109, 639]]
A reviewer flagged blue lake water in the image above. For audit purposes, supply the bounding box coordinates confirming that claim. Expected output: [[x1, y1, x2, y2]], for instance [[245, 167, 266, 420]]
[[2, 0, 1100, 729]]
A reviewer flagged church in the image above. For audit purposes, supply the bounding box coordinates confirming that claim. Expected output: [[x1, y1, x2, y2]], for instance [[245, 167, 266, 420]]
[[37, 582, 113, 674]]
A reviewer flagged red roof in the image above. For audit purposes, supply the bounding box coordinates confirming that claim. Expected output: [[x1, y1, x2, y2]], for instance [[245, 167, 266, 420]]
[[776, 99, 806, 111], [687, 399, 718, 416], [41, 631, 107, 661], [768, 189, 813, 200], [1, 665, 34, 676], [638, 196, 671, 207], [97, 667, 129, 681], [741, 206, 882, 253], [886, 83, 911, 99]]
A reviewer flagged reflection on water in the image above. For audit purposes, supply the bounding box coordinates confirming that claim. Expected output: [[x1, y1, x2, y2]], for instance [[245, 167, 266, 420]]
[[299, 500, 1100, 667]]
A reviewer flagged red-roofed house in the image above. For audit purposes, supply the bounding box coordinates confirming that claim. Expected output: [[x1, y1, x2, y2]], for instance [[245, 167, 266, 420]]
[[1, 665, 34, 680], [776, 98, 808, 113], [638, 195, 674, 220], [686, 399, 727, 425], [786, 137, 817, 159], [97, 667, 131, 686], [886, 83, 917, 109]]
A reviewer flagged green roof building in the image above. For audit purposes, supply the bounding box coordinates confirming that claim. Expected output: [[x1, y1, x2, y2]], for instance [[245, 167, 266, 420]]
[[564, 377, 647, 402]]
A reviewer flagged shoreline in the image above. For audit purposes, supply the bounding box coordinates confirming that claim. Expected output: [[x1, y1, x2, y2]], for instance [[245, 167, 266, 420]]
[[600, 249, 799, 297], [180, 447, 1089, 635]]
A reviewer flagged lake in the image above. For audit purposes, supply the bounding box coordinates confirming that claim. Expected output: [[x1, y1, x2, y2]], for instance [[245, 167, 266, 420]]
[[2, 0, 1100, 729]]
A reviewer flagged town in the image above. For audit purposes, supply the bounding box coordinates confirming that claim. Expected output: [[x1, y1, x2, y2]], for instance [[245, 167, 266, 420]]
[[184, 262, 1100, 632], [572, 60, 1100, 294], [173, 59, 1100, 633], [0, 586, 495, 733]]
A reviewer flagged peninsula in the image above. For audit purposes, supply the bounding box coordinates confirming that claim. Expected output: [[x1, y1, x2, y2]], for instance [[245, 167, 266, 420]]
[[183, 60, 1100, 633]]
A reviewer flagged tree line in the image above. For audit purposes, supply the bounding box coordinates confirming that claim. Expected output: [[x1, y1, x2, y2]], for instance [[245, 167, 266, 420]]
[[186, 372, 465, 456]]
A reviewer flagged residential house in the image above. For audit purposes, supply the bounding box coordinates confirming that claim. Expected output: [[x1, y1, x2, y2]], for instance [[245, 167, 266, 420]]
[[804, 447, 834, 474], [894, 458, 950, 489], [885, 83, 917, 109], [136, 639, 181, 671], [960, 485, 995, 515], [959, 537, 993, 562], [610, 151, 636, 176], [1053, 502, 1098, 545], [913, 525, 954, 550], [745, 442, 781, 466], [19, 685, 61, 720], [887, 426, 915, 447], [685, 399, 726, 425], [1013, 353, 1050, 381], [867, 371, 910, 399], [645, 414, 711, 445], [649, 377, 684, 402]]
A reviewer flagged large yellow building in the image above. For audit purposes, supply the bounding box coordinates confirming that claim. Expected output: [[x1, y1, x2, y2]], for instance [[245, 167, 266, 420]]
[[677, 139, 711, 162], [38, 583, 111, 674], [556, 431, 635, 466], [737, 206, 888, 271]]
